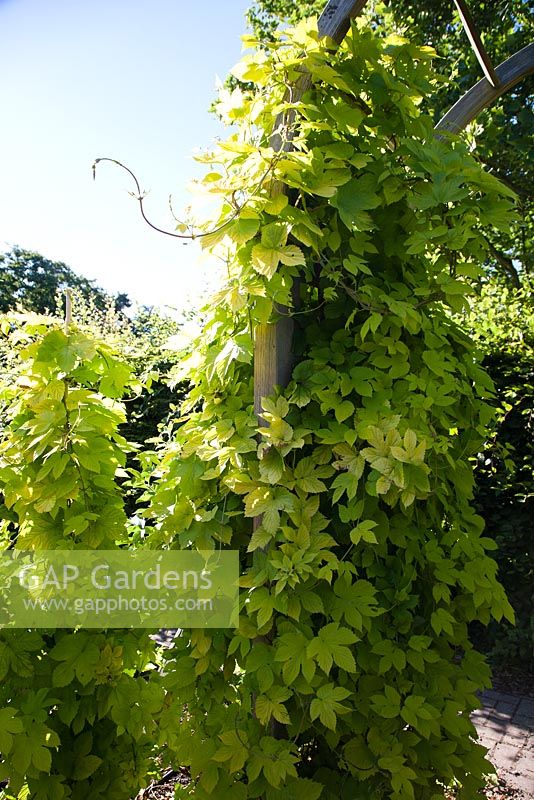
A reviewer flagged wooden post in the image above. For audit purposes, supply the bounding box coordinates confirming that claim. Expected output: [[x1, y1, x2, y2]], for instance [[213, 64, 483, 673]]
[[317, 0, 369, 41], [64, 289, 72, 334], [253, 0, 370, 422]]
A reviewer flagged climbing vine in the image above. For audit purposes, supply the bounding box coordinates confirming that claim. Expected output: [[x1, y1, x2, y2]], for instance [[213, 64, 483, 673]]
[[144, 20, 516, 800], [0, 18, 520, 800], [0, 319, 164, 800]]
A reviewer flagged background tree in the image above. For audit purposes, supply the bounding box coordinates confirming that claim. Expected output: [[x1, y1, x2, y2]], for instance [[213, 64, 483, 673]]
[[462, 277, 534, 670], [0, 246, 131, 314]]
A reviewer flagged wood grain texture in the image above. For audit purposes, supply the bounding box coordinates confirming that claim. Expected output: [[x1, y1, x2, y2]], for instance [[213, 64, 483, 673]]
[[253, 315, 294, 417], [436, 43, 534, 135], [318, 0, 369, 44], [453, 0, 499, 87]]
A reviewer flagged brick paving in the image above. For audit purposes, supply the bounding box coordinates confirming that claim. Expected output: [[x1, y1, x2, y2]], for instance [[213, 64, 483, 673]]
[[473, 690, 534, 796]]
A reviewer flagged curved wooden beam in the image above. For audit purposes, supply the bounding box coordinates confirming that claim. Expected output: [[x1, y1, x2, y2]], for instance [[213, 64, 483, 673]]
[[435, 42, 534, 135]]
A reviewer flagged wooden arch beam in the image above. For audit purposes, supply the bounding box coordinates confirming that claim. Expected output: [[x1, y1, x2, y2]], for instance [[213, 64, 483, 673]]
[[435, 42, 534, 135]]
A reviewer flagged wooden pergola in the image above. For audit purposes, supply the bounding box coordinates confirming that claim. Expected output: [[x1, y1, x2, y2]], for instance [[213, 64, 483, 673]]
[[253, 0, 534, 422]]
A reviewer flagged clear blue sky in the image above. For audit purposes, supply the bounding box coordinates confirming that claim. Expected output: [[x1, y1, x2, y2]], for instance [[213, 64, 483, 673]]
[[0, 0, 251, 312]]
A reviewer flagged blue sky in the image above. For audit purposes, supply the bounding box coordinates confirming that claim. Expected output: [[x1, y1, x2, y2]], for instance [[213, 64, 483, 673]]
[[0, 0, 251, 312]]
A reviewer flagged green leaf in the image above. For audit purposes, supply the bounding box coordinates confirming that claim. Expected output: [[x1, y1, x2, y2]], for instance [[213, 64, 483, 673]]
[[213, 731, 249, 773], [344, 737, 376, 771], [244, 486, 274, 518], [308, 623, 357, 674], [371, 686, 401, 718], [430, 608, 455, 636], [350, 520, 378, 545], [231, 216, 260, 244], [274, 631, 315, 684], [283, 778, 323, 800], [72, 754, 103, 780], [296, 475, 326, 493], [255, 688, 291, 726], [263, 506, 281, 534], [335, 400, 354, 423], [200, 762, 219, 794], [32, 744, 52, 773], [0, 708, 23, 755], [247, 526, 273, 552], [251, 244, 281, 279], [310, 684, 352, 730], [259, 448, 285, 484], [52, 660, 75, 688], [330, 174, 381, 230]]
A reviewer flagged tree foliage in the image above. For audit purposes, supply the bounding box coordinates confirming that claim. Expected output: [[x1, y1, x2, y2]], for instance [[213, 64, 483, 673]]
[[0, 247, 131, 315], [244, 0, 534, 681], [462, 279, 534, 668]]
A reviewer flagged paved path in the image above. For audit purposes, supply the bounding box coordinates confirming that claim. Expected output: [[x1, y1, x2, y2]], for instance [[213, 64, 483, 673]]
[[473, 690, 534, 796]]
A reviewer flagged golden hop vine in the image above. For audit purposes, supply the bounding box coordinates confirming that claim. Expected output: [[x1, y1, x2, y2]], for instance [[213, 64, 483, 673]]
[[146, 19, 516, 800], [0, 17, 518, 800], [0, 319, 165, 800]]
